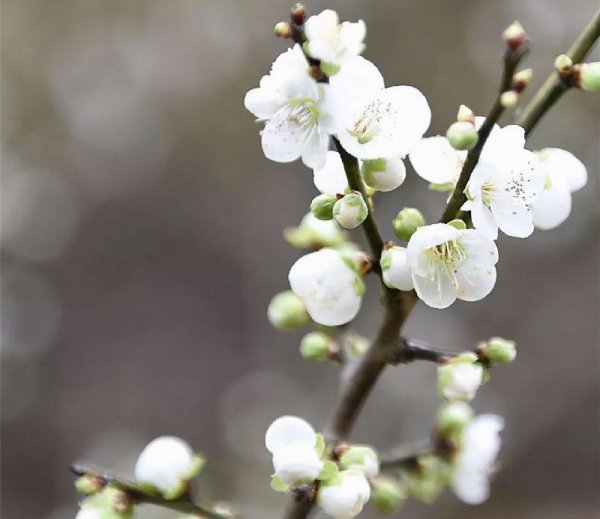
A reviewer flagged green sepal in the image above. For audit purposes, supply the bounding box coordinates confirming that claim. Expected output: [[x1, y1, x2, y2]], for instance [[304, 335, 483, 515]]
[[380, 250, 392, 271], [317, 460, 339, 481], [353, 274, 366, 297], [320, 61, 341, 77], [315, 434, 326, 458], [429, 182, 455, 192], [270, 474, 290, 493], [447, 219, 466, 230]]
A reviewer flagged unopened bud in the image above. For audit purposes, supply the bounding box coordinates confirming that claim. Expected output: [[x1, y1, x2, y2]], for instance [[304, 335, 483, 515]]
[[75, 475, 104, 495], [371, 476, 407, 514], [333, 191, 368, 229], [437, 401, 473, 438], [300, 331, 334, 361], [290, 3, 306, 25], [554, 54, 573, 74], [339, 445, 380, 477], [503, 21, 526, 50], [380, 246, 413, 291], [512, 68, 533, 93], [267, 291, 310, 331], [500, 90, 519, 108], [392, 208, 426, 241], [438, 353, 483, 402], [310, 194, 336, 220], [579, 62, 600, 92], [456, 104, 475, 124], [361, 158, 406, 192], [274, 21, 292, 39], [477, 337, 517, 365], [446, 121, 478, 151]]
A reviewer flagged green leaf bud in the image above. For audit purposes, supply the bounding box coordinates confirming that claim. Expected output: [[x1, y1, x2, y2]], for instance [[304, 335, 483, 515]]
[[478, 336, 517, 365], [579, 62, 600, 92], [300, 331, 333, 361]]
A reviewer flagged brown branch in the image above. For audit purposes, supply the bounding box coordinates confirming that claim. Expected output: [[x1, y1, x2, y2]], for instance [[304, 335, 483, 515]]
[[71, 464, 236, 519], [517, 6, 600, 136], [440, 43, 529, 223]]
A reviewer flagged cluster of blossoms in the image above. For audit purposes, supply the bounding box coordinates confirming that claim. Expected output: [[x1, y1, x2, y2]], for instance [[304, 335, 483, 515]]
[[243, 5, 593, 516], [75, 436, 205, 519]]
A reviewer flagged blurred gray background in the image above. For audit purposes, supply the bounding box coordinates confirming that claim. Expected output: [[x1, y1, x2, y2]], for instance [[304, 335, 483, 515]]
[[1, 0, 599, 518]]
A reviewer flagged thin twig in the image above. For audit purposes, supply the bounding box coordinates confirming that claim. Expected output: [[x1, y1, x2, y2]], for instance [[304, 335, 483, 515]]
[[517, 6, 600, 136], [379, 438, 433, 469], [71, 464, 236, 519], [393, 338, 459, 364], [440, 43, 529, 223]]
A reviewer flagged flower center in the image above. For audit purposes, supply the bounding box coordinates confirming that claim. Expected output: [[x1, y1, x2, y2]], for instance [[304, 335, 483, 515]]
[[348, 98, 387, 144], [425, 239, 467, 289], [287, 98, 319, 131]]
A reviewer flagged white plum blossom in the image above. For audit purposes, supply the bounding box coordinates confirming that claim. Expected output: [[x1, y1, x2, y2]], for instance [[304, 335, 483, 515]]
[[285, 212, 347, 249], [333, 192, 368, 229], [244, 45, 331, 169], [75, 510, 100, 519], [135, 436, 202, 498], [289, 247, 363, 326], [339, 445, 380, 477], [325, 57, 431, 159], [380, 246, 414, 291], [313, 151, 349, 195], [530, 148, 588, 230], [317, 470, 371, 519], [406, 223, 498, 309], [438, 354, 484, 402], [265, 416, 323, 486], [452, 414, 504, 505], [462, 125, 544, 239], [304, 9, 366, 69]]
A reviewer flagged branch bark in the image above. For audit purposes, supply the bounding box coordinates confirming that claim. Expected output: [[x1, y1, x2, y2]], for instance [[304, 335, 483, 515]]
[[517, 6, 600, 136], [72, 464, 236, 519]]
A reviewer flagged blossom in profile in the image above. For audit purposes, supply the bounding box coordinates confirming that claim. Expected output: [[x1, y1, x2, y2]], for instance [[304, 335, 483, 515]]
[[451, 414, 504, 504], [317, 470, 371, 518], [289, 247, 364, 325], [244, 45, 331, 168]]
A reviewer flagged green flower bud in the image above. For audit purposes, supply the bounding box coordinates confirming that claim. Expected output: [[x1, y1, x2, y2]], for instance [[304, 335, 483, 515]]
[[370, 476, 407, 514], [580, 62, 600, 92], [437, 401, 473, 438], [320, 61, 341, 77], [339, 445, 379, 477], [446, 121, 478, 151], [78, 487, 134, 519], [392, 208, 426, 241], [284, 213, 348, 250], [479, 337, 517, 365], [403, 456, 452, 504], [300, 331, 333, 361], [554, 54, 573, 73], [267, 291, 310, 331], [75, 475, 103, 495], [310, 194, 337, 220], [447, 219, 466, 230], [333, 192, 368, 229]]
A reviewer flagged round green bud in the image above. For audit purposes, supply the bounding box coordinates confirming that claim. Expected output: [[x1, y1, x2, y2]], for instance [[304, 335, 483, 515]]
[[392, 207, 426, 241], [310, 194, 337, 220], [333, 192, 368, 229], [554, 54, 573, 73], [75, 475, 103, 495], [299, 331, 332, 361], [437, 401, 473, 438], [580, 62, 600, 92], [480, 336, 517, 365], [371, 476, 407, 514], [446, 121, 478, 150], [267, 291, 310, 331], [403, 456, 451, 504]]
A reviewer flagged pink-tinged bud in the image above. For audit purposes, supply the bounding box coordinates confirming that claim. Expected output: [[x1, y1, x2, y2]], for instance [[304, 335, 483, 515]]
[[274, 21, 292, 39], [456, 104, 475, 124], [290, 3, 306, 26], [512, 68, 532, 93], [503, 21, 526, 50]]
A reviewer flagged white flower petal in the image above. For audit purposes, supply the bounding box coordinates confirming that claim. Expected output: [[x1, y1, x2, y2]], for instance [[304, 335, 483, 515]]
[[409, 136, 464, 185], [455, 265, 497, 302], [364, 157, 406, 191], [481, 124, 525, 162], [412, 272, 458, 309], [469, 199, 499, 240], [272, 441, 323, 485], [539, 148, 587, 192], [451, 469, 490, 505], [490, 198, 534, 238], [318, 471, 371, 519], [313, 151, 349, 195], [134, 436, 194, 494], [531, 176, 572, 230], [244, 85, 284, 119], [301, 127, 329, 169], [265, 415, 316, 454], [261, 114, 305, 163], [381, 247, 413, 291]]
